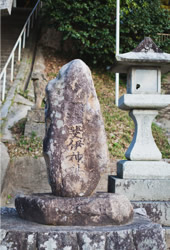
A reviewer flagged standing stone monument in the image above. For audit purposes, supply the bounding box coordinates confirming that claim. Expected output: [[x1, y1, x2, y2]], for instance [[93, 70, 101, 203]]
[[15, 59, 133, 226], [109, 37, 170, 248]]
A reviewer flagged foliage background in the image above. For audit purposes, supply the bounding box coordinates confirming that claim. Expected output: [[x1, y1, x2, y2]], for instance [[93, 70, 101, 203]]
[[42, 0, 170, 66]]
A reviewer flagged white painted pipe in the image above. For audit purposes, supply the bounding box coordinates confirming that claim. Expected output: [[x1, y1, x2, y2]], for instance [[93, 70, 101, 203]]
[[13, 0, 17, 8], [116, 0, 120, 56], [115, 0, 120, 106], [2, 71, 6, 101], [115, 73, 119, 106], [11, 53, 14, 82], [18, 38, 21, 61], [23, 29, 26, 48]]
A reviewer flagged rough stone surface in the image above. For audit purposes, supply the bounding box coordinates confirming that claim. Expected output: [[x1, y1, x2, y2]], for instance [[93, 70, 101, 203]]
[[24, 109, 45, 138], [117, 160, 170, 179], [1, 101, 33, 141], [165, 227, 170, 250], [1, 157, 51, 207], [108, 176, 170, 201], [0, 142, 10, 191], [25, 109, 45, 123], [0, 208, 167, 250], [133, 37, 162, 53], [125, 109, 162, 161], [43, 59, 109, 197], [31, 47, 47, 109], [15, 193, 133, 226], [132, 201, 170, 226], [14, 94, 33, 106], [119, 94, 170, 110]]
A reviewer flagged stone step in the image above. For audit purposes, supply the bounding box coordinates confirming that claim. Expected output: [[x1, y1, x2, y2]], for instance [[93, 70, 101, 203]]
[[108, 176, 170, 201]]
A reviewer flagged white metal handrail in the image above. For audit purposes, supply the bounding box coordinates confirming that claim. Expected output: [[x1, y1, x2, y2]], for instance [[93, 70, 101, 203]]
[[0, 0, 42, 102], [157, 33, 170, 43]]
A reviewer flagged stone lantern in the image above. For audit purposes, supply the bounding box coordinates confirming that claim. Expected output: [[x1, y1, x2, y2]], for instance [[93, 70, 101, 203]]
[[108, 39, 170, 245], [112, 38, 170, 175], [109, 37, 170, 189]]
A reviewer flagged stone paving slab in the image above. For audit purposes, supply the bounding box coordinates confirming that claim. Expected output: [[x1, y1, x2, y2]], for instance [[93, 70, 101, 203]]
[[0, 207, 167, 250], [108, 176, 170, 201]]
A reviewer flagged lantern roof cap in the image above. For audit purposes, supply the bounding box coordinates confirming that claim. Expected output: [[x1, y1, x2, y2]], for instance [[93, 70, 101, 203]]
[[113, 37, 170, 73]]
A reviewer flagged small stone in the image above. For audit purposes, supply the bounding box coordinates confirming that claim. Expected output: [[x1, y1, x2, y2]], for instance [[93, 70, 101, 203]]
[[43, 59, 109, 197], [15, 193, 133, 226]]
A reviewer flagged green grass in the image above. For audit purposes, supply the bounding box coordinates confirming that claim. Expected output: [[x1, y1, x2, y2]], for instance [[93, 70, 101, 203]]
[[152, 123, 170, 159]]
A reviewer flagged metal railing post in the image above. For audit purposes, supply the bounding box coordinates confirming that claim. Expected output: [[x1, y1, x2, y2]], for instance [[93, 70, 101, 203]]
[[31, 13, 34, 29], [27, 19, 30, 37], [0, 0, 41, 101], [11, 53, 15, 82], [35, 7, 38, 19], [18, 38, 22, 61], [13, 0, 17, 7], [2, 71, 6, 101], [23, 29, 26, 48]]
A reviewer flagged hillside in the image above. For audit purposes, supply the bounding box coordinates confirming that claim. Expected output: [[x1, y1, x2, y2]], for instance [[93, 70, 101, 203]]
[[6, 47, 170, 160]]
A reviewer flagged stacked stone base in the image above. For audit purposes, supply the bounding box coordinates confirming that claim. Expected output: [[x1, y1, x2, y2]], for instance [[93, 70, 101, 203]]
[[24, 109, 45, 139], [15, 193, 133, 226], [0, 207, 166, 250], [108, 160, 170, 249]]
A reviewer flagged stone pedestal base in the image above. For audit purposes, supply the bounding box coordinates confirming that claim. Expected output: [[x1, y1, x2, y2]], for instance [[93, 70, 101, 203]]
[[117, 160, 170, 179], [108, 176, 170, 201], [0, 207, 166, 250], [15, 193, 133, 226]]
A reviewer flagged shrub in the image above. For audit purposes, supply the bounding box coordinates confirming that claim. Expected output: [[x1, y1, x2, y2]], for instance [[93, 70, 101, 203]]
[[42, 0, 170, 66]]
